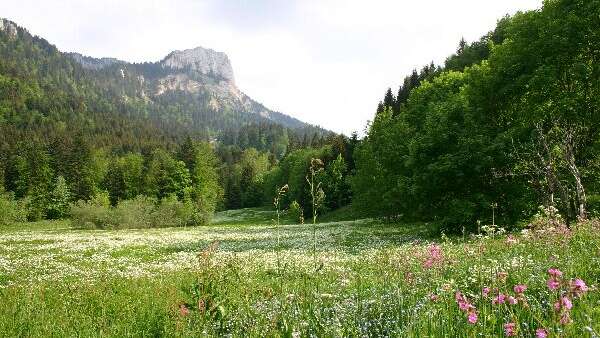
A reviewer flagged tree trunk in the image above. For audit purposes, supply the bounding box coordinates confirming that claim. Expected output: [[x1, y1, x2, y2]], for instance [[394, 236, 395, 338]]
[[563, 128, 587, 220]]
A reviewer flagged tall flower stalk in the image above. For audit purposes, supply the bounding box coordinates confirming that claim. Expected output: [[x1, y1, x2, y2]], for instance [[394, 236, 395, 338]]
[[306, 158, 325, 270], [273, 184, 288, 288]]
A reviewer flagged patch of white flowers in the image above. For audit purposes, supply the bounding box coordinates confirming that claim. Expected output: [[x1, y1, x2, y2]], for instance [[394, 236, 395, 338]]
[[0, 219, 418, 287]]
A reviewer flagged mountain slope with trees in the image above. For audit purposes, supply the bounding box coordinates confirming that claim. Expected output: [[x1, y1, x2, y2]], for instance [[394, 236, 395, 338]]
[[0, 18, 330, 224]]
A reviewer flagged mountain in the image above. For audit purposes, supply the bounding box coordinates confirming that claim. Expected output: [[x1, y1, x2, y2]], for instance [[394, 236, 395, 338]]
[[0, 18, 326, 153], [66, 46, 309, 130]]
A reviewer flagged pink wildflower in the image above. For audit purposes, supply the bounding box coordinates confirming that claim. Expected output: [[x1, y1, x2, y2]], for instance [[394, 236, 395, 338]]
[[455, 291, 476, 316], [554, 296, 573, 312], [513, 284, 527, 294], [553, 301, 560, 311], [508, 296, 518, 305], [459, 301, 473, 311], [493, 293, 506, 305], [482, 287, 490, 297], [423, 244, 443, 268], [547, 278, 560, 290], [506, 235, 518, 245], [429, 244, 442, 259], [548, 268, 563, 278], [504, 322, 517, 337], [467, 311, 478, 324], [571, 278, 588, 296], [535, 328, 548, 338], [429, 293, 439, 302], [561, 296, 573, 310]]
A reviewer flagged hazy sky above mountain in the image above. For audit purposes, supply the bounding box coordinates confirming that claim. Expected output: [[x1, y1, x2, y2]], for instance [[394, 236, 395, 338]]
[[2, 0, 542, 134]]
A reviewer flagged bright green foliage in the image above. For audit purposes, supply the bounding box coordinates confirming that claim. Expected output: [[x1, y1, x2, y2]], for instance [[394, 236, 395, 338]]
[[263, 145, 353, 214], [145, 149, 192, 201], [320, 154, 350, 210], [70, 194, 199, 229], [262, 147, 325, 212], [354, 0, 600, 228], [0, 190, 27, 225], [188, 142, 223, 223], [46, 176, 71, 219], [239, 148, 270, 207]]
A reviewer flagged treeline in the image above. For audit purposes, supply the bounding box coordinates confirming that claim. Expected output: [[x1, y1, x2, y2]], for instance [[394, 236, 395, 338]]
[[0, 132, 357, 227], [216, 133, 356, 214], [0, 134, 221, 226], [352, 0, 600, 228]]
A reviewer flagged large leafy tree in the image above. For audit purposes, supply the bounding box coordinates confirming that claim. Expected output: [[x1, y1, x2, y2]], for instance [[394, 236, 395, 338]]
[[353, 0, 600, 228]]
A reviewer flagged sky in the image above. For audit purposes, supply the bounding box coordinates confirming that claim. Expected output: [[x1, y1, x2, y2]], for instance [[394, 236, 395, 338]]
[[1, 0, 542, 135]]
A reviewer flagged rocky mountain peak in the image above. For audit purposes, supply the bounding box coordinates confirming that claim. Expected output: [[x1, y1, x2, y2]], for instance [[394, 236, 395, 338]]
[[0, 18, 18, 38], [160, 46, 235, 84]]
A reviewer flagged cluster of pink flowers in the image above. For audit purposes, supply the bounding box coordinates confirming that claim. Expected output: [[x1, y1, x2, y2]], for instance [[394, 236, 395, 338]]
[[547, 268, 589, 325], [423, 244, 443, 269], [474, 268, 591, 336], [571, 278, 589, 296], [455, 292, 478, 324], [504, 322, 517, 336], [535, 328, 549, 338], [485, 282, 527, 307], [547, 268, 562, 290]]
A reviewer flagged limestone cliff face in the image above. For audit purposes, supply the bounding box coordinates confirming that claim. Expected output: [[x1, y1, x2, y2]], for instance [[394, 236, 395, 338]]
[[160, 47, 235, 84], [0, 19, 18, 38], [66, 53, 124, 71]]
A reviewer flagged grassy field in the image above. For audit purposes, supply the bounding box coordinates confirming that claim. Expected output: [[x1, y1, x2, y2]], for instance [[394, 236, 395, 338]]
[[0, 209, 599, 337]]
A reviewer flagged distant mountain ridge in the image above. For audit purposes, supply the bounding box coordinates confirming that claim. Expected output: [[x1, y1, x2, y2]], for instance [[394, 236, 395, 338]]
[[64, 44, 311, 131], [0, 17, 325, 147], [66, 52, 125, 71]]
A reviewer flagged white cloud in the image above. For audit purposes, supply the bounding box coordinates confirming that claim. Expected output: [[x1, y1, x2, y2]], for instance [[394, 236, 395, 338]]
[[1, 0, 542, 134]]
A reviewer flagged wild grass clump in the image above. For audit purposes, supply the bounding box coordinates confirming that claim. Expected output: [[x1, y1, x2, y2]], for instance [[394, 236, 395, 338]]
[[70, 194, 202, 229]]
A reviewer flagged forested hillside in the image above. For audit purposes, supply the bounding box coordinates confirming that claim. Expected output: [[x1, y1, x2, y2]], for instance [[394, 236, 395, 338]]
[[353, 0, 600, 228], [0, 18, 331, 225]]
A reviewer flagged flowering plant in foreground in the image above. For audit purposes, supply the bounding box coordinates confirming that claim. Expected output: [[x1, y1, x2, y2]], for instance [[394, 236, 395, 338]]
[[455, 264, 591, 336], [455, 292, 478, 324], [546, 268, 589, 325], [423, 244, 443, 269]]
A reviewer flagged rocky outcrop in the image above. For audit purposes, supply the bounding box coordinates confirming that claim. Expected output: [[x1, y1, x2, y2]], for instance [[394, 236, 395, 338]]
[[0, 18, 18, 38], [66, 52, 124, 70], [160, 47, 235, 84]]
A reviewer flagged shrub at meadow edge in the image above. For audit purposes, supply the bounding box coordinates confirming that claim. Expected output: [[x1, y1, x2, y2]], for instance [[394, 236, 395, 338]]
[[70, 193, 203, 229], [0, 191, 28, 226]]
